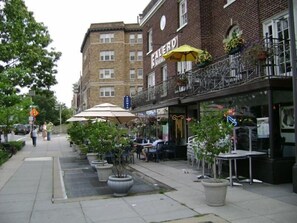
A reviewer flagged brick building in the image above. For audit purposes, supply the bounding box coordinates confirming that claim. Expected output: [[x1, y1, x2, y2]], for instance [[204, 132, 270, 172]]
[[132, 0, 297, 185], [75, 22, 143, 112]]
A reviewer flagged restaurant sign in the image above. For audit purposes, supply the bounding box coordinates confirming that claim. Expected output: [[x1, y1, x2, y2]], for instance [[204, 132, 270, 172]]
[[151, 36, 178, 69]]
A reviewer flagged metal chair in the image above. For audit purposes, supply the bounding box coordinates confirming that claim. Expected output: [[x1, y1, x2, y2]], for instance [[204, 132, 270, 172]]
[[147, 142, 165, 162], [163, 141, 177, 160]]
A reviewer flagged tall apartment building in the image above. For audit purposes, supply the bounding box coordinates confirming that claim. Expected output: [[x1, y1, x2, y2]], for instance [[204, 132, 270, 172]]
[[75, 22, 143, 112]]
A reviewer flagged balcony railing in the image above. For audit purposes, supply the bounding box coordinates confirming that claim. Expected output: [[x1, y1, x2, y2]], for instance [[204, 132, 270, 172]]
[[132, 39, 292, 109]]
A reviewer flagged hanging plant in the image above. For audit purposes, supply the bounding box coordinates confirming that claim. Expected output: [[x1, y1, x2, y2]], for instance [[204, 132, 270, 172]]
[[223, 31, 245, 55], [196, 50, 212, 68]]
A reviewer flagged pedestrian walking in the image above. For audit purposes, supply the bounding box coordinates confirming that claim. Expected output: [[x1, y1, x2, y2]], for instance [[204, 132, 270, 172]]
[[47, 122, 53, 141], [31, 126, 38, 147], [42, 122, 47, 141]]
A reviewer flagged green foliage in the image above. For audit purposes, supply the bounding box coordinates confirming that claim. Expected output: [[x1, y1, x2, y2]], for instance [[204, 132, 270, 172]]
[[67, 122, 88, 151], [189, 107, 233, 179], [7, 140, 25, 151], [67, 121, 132, 177], [0, 140, 25, 165], [0, 0, 61, 91], [0, 147, 10, 166], [0, 0, 61, 139]]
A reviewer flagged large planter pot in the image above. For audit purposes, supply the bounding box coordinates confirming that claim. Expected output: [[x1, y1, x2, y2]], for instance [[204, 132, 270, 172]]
[[228, 46, 242, 55], [95, 163, 113, 182], [91, 160, 108, 170], [201, 178, 229, 206], [107, 175, 134, 197], [87, 153, 98, 165], [197, 61, 210, 68]]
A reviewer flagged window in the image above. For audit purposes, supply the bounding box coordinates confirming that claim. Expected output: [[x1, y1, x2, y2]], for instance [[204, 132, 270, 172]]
[[129, 51, 136, 61], [264, 14, 291, 75], [130, 69, 135, 79], [177, 61, 192, 73], [129, 34, 135, 44], [100, 33, 114, 43], [99, 69, 114, 79], [161, 65, 168, 97], [147, 29, 153, 53], [137, 34, 143, 44], [179, 0, 187, 28], [147, 72, 155, 100], [137, 51, 143, 61], [137, 86, 143, 92], [137, 68, 143, 79], [130, 87, 136, 96], [100, 51, 114, 61], [100, 87, 115, 97]]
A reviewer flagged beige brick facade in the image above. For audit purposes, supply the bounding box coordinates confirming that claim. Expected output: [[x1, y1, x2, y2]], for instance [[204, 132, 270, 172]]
[[78, 22, 143, 110]]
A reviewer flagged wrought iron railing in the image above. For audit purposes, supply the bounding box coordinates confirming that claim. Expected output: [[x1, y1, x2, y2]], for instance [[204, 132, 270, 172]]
[[132, 39, 292, 109]]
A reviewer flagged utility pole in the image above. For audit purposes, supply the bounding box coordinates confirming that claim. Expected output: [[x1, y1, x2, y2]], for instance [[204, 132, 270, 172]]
[[55, 103, 62, 135], [288, 0, 297, 193]]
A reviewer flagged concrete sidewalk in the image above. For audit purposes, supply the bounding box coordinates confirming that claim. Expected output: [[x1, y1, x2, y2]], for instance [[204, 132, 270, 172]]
[[0, 134, 297, 223]]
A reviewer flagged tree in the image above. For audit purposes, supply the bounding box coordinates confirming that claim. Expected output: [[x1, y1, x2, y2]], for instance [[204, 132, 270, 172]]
[[0, 0, 61, 141], [0, 0, 61, 92]]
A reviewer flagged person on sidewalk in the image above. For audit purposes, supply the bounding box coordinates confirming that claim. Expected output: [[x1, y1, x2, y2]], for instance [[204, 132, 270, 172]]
[[142, 135, 164, 162], [31, 126, 38, 147], [47, 122, 53, 141], [42, 122, 47, 141]]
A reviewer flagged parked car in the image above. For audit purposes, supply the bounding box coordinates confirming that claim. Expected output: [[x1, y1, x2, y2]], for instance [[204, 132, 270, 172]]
[[13, 124, 28, 135]]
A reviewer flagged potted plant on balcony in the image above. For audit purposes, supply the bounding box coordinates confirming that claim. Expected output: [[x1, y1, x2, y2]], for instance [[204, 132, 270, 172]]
[[223, 31, 245, 55], [176, 75, 188, 86], [190, 106, 233, 206], [196, 50, 212, 68], [243, 43, 271, 65]]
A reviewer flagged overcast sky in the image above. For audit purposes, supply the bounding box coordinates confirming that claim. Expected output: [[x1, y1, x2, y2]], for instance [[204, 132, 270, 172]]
[[24, 0, 150, 107]]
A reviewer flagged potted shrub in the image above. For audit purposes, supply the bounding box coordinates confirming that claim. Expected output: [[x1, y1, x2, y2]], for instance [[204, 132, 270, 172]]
[[67, 122, 90, 158], [106, 124, 134, 197], [223, 31, 245, 55], [85, 121, 115, 182], [190, 106, 233, 206], [196, 50, 212, 68]]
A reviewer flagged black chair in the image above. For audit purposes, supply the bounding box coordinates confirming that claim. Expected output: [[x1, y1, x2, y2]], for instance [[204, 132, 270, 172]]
[[147, 142, 165, 162], [163, 141, 177, 160], [122, 146, 135, 164]]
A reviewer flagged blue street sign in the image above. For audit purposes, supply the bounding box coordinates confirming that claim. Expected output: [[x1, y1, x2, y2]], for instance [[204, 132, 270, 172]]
[[227, 115, 238, 126], [123, 95, 131, 109]]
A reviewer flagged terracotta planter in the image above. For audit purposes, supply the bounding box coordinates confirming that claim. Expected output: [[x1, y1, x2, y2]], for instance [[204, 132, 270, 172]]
[[201, 178, 229, 206], [257, 51, 268, 61], [107, 175, 134, 197], [176, 79, 188, 86]]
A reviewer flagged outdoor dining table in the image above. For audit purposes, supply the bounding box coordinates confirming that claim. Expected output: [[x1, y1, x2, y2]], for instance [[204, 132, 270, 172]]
[[216, 149, 266, 186], [216, 151, 248, 186], [133, 142, 153, 159]]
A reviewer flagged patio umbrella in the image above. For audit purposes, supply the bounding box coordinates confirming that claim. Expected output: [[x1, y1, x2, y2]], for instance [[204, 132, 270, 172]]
[[66, 117, 88, 122], [163, 44, 203, 62], [74, 103, 136, 124]]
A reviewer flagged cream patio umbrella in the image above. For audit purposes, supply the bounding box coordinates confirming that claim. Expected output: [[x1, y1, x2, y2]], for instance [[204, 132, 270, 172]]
[[66, 117, 88, 122], [74, 103, 136, 124]]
